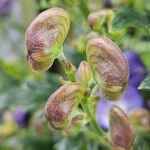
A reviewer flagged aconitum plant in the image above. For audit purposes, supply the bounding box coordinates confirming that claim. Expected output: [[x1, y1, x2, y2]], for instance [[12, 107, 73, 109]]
[[25, 7, 135, 149]]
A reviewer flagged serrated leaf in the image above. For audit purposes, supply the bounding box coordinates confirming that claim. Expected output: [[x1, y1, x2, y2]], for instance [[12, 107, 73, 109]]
[[111, 7, 150, 31], [138, 75, 150, 91], [0, 72, 61, 111]]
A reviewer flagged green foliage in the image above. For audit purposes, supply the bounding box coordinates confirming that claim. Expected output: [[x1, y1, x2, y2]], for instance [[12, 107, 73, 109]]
[[139, 75, 150, 91], [0, 72, 60, 111], [112, 7, 150, 32], [133, 130, 150, 150]]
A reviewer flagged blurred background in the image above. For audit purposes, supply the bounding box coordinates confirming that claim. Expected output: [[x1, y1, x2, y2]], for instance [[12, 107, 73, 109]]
[[0, 0, 150, 149]]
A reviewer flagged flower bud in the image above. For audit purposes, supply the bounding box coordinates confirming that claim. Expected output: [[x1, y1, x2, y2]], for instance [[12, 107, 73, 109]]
[[71, 109, 87, 126], [88, 9, 114, 32], [128, 108, 150, 128], [75, 61, 92, 87], [88, 10, 126, 41], [86, 36, 129, 100], [45, 83, 85, 130], [25, 7, 70, 71], [109, 105, 135, 149]]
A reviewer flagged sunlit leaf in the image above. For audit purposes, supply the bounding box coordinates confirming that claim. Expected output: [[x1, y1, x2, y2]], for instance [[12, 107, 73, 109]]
[[139, 75, 150, 91]]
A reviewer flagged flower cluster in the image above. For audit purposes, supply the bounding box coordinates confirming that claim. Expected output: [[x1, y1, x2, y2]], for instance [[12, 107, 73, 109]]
[[25, 7, 136, 149]]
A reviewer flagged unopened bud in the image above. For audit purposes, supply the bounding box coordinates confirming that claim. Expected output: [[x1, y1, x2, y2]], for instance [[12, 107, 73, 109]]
[[88, 9, 114, 32], [86, 36, 129, 100], [25, 7, 70, 71], [75, 61, 92, 87], [45, 83, 85, 130], [109, 105, 135, 149], [128, 108, 150, 128], [71, 110, 87, 126], [60, 59, 76, 74], [88, 10, 126, 41]]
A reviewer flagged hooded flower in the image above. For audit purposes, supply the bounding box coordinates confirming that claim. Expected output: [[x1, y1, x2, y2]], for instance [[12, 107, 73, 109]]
[[96, 85, 144, 129], [123, 51, 147, 87]]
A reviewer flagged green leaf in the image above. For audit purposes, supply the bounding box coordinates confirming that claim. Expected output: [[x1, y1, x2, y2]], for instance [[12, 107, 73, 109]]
[[0, 72, 61, 111], [55, 136, 100, 150], [133, 130, 150, 150], [0, 133, 55, 150], [138, 75, 150, 91], [0, 59, 29, 80], [111, 7, 150, 32]]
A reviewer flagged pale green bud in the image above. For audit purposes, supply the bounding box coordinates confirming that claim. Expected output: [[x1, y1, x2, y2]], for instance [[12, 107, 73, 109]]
[[75, 61, 92, 87], [128, 108, 150, 128]]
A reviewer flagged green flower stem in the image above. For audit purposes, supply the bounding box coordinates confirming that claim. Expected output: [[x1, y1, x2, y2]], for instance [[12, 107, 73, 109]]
[[80, 97, 110, 147], [81, 97, 104, 136], [79, 0, 90, 18], [81, 97, 110, 146], [58, 51, 110, 146], [57, 51, 76, 82]]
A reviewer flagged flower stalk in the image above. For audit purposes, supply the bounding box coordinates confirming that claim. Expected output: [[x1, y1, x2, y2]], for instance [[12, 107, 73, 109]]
[[57, 51, 76, 82]]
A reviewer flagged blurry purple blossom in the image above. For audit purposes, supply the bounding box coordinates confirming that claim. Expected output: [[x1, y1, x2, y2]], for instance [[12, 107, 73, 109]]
[[0, 0, 11, 16], [13, 108, 30, 128], [96, 85, 144, 129], [123, 51, 147, 88]]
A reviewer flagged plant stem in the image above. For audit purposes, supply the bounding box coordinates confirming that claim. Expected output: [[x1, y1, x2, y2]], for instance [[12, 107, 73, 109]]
[[57, 51, 76, 82], [58, 50, 110, 146], [79, 0, 90, 19], [80, 97, 110, 147], [81, 97, 104, 136]]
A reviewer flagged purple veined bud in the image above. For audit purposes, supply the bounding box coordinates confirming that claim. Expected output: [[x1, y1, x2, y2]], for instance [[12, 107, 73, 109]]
[[128, 108, 150, 128], [45, 83, 85, 130], [75, 61, 92, 87], [109, 105, 135, 149], [25, 7, 70, 71], [86, 36, 129, 100], [88, 9, 114, 32]]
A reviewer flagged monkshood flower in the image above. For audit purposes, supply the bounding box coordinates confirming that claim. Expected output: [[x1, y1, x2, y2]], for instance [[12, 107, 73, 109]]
[[25, 7, 70, 71], [109, 105, 135, 149], [13, 108, 30, 128], [86, 36, 129, 100], [123, 51, 147, 87], [45, 83, 85, 130], [0, 0, 11, 16], [96, 85, 144, 129]]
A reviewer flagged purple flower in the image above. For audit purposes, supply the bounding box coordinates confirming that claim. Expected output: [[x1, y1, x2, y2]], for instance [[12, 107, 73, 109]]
[[123, 51, 147, 88], [0, 0, 11, 16], [96, 85, 144, 129], [13, 108, 30, 128]]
